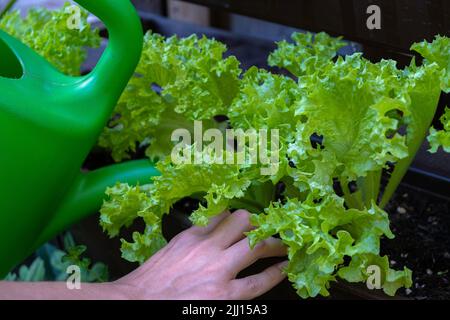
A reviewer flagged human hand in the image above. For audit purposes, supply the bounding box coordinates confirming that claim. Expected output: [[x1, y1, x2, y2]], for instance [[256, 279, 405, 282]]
[[114, 210, 287, 300]]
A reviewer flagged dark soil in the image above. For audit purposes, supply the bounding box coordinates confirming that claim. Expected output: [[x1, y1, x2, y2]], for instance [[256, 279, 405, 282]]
[[382, 185, 450, 300]]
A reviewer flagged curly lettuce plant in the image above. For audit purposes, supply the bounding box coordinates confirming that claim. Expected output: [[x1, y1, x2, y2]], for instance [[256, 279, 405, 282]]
[[99, 31, 450, 298]]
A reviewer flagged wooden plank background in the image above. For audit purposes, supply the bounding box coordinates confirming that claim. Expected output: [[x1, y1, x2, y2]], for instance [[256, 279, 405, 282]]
[[180, 0, 450, 53]]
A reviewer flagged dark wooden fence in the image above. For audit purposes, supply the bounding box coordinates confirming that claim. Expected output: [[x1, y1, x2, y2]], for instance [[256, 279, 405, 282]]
[[179, 0, 450, 54]]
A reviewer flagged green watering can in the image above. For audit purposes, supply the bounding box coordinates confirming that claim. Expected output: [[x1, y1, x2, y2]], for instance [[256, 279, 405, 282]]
[[0, 0, 159, 277]]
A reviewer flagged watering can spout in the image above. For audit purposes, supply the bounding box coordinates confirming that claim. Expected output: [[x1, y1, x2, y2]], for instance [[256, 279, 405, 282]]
[[34, 160, 160, 251], [76, 0, 143, 107]]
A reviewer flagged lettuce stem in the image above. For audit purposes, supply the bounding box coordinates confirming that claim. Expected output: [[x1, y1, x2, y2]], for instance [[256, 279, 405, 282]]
[[359, 170, 381, 208], [341, 179, 364, 210]]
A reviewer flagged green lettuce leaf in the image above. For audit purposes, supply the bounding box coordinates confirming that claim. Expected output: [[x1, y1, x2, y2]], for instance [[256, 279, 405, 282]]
[[287, 56, 410, 196], [99, 32, 241, 161], [100, 182, 166, 264], [411, 35, 450, 93], [100, 183, 155, 238], [100, 150, 261, 262], [268, 32, 346, 78], [337, 253, 412, 297], [428, 107, 450, 153], [121, 225, 167, 264], [247, 196, 410, 298], [411, 36, 450, 154], [0, 2, 100, 75], [228, 67, 300, 142]]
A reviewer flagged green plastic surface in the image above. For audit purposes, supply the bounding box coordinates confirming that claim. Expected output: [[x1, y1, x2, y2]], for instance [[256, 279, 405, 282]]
[[0, 0, 158, 277]]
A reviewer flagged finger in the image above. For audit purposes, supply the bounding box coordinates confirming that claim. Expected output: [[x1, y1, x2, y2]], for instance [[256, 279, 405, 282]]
[[190, 210, 231, 235], [209, 210, 253, 248], [230, 261, 288, 300], [225, 237, 286, 276]]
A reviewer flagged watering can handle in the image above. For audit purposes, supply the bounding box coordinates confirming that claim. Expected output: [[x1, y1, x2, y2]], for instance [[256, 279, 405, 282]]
[[32, 1, 148, 246], [75, 0, 143, 102]]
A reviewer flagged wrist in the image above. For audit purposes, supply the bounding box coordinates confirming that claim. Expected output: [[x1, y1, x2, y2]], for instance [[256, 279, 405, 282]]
[[110, 280, 145, 300]]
